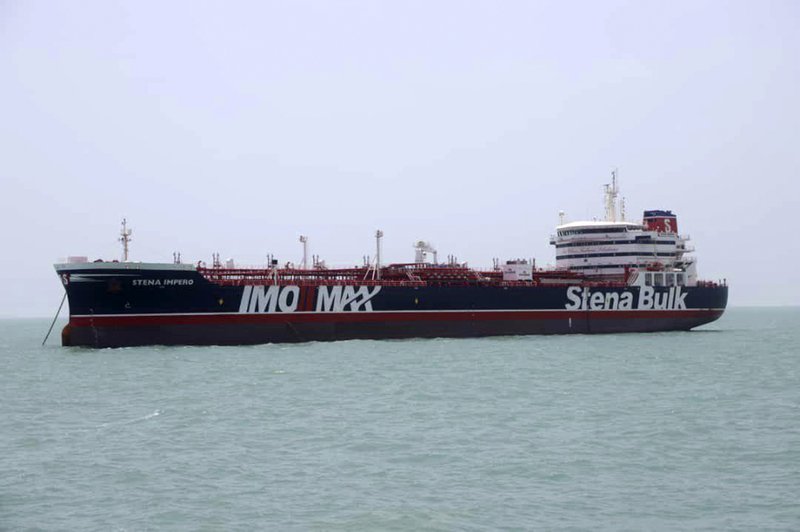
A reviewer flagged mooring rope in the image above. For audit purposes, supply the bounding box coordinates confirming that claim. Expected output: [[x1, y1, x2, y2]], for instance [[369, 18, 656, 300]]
[[42, 291, 67, 346]]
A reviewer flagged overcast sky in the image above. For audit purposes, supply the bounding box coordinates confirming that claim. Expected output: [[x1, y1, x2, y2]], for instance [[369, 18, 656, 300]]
[[1, 0, 798, 316]]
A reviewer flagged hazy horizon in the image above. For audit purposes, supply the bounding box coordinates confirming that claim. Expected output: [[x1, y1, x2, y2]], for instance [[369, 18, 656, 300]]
[[2, 0, 798, 317]]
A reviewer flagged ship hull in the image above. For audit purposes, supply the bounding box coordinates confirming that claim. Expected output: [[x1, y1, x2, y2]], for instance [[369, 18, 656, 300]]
[[55, 264, 728, 348], [61, 309, 725, 347]]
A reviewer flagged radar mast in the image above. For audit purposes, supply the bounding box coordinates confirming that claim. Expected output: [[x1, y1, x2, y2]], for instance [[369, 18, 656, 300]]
[[604, 169, 620, 222]]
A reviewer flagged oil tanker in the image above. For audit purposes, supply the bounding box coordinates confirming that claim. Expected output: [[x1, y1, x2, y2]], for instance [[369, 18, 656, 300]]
[[54, 175, 727, 347]]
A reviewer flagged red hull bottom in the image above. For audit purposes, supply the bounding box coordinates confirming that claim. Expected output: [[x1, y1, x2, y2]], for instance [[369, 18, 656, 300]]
[[62, 310, 725, 347]]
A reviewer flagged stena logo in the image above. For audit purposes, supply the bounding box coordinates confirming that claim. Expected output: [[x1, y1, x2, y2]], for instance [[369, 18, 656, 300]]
[[565, 286, 687, 311], [316, 286, 381, 312], [664, 218, 672, 233], [239, 285, 299, 313]]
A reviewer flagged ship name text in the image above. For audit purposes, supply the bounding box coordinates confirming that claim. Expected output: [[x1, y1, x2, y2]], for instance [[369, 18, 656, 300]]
[[132, 278, 194, 286]]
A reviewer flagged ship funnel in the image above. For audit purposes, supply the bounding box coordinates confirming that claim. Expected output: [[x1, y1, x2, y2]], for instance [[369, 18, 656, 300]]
[[643, 210, 678, 234]]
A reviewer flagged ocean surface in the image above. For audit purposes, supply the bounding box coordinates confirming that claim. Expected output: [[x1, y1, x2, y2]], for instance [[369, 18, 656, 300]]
[[2, 308, 798, 531]]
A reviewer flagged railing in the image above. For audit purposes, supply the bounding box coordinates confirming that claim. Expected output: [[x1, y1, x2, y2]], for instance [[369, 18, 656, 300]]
[[697, 279, 727, 288]]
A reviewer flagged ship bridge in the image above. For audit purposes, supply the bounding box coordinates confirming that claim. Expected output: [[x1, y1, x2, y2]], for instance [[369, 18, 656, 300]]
[[551, 173, 696, 284]]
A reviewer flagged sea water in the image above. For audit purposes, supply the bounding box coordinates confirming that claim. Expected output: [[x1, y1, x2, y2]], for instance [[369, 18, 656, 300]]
[[2, 308, 798, 530]]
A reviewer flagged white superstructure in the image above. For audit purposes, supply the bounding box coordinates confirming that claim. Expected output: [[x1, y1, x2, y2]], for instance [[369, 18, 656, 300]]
[[550, 174, 697, 285]]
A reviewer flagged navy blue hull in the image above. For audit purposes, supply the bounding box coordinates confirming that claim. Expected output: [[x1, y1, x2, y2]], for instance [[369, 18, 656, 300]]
[[56, 266, 728, 347]]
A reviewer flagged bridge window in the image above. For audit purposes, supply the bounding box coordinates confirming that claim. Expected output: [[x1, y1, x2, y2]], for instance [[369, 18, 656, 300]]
[[653, 273, 664, 287], [645, 273, 653, 286]]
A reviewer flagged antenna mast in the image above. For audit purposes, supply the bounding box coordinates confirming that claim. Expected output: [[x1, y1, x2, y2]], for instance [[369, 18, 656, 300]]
[[299, 235, 308, 270], [119, 218, 132, 262], [375, 230, 383, 280]]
